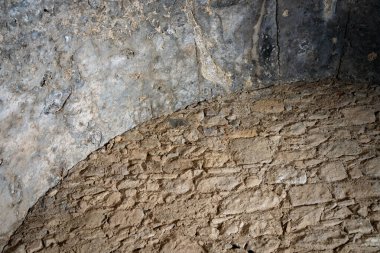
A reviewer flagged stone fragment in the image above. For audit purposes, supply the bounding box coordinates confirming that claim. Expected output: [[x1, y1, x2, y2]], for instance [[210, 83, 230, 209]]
[[251, 236, 281, 253], [321, 140, 362, 158], [342, 107, 376, 125], [252, 99, 285, 113], [204, 152, 229, 168], [228, 129, 257, 139], [363, 157, 380, 178], [295, 228, 349, 250], [249, 218, 282, 237], [319, 162, 347, 182], [245, 175, 262, 188], [221, 189, 282, 215], [105, 191, 122, 206], [274, 149, 316, 164], [289, 183, 332, 206], [333, 179, 380, 200], [288, 206, 324, 232], [230, 137, 276, 165], [267, 167, 307, 185], [344, 219, 373, 234], [109, 208, 144, 227], [286, 122, 306, 136], [26, 240, 43, 253], [197, 176, 240, 192], [165, 178, 193, 195]]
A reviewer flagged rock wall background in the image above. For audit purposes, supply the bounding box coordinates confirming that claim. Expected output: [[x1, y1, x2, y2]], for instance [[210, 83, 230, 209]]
[[0, 0, 379, 248], [3, 80, 380, 252]]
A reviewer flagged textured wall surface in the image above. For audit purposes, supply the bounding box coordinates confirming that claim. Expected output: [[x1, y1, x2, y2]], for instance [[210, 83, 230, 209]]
[[0, 0, 379, 248], [3, 81, 380, 252]]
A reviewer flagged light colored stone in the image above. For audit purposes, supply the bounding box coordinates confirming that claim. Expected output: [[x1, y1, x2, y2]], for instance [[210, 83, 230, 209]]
[[267, 167, 307, 185], [342, 107, 376, 125], [197, 176, 240, 192], [344, 219, 373, 234], [230, 137, 277, 165], [321, 140, 362, 158], [288, 206, 324, 232], [319, 161, 347, 182], [289, 183, 332, 206], [363, 157, 380, 178], [26, 240, 43, 253], [252, 99, 285, 113], [286, 122, 307, 136], [221, 189, 282, 215]]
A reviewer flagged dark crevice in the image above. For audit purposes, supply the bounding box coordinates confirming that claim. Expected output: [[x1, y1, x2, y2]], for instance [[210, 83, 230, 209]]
[[336, 5, 351, 80], [275, 0, 281, 77]]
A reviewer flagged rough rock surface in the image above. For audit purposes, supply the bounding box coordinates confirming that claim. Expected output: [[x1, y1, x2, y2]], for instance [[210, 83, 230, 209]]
[[0, 0, 379, 248], [3, 81, 380, 252]]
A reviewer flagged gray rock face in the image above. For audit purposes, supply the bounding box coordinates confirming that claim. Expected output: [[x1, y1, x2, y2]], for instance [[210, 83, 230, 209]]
[[0, 0, 378, 248]]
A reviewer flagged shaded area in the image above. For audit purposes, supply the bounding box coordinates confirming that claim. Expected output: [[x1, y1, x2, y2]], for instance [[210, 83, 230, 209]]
[[3, 80, 380, 253]]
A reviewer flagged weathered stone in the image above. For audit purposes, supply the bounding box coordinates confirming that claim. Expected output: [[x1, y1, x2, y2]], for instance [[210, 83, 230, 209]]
[[286, 122, 307, 136], [197, 176, 240, 192], [333, 179, 380, 200], [344, 219, 373, 234], [221, 189, 283, 215], [267, 167, 307, 185], [289, 183, 332, 206], [363, 157, 380, 178], [295, 228, 349, 250], [319, 162, 347, 182], [109, 209, 144, 227], [288, 206, 324, 232], [342, 107, 376, 125], [230, 137, 277, 165], [252, 99, 285, 114], [26, 240, 43, 253], [321, 140, 362, 158]]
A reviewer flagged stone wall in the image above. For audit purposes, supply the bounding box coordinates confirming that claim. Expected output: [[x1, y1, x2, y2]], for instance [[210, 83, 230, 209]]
[[3, 80, 380, 252], [1, 0, 379, 248]]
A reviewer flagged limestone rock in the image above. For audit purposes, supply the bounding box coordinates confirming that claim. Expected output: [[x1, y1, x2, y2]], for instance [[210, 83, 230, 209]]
[[319, 162, 347, 182], [230, 137, 277, 165], [289, 183, 332, 206], [342, 107, 376, 125]]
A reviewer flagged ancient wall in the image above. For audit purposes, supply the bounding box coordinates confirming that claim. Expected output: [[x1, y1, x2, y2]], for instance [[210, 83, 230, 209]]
[[3, 80, 380, 252], [1, 0, 379, 249]]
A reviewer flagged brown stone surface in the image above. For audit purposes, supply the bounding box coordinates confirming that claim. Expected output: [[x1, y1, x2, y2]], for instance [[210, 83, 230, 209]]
[[2, 81, 380, 253]]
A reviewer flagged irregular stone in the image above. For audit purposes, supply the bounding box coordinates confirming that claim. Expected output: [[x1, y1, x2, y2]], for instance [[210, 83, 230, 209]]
[[266, 167, 307, 185], [319, 162, 347, 182], [109, 208, 144, 227], [333, 179, 380, 200], [295, 228, 349, 250], [286, 122, 307, 136], [230, 137, 277, 165], [204, 152, 229, 168], [252, 99, 285, 113], [228, 129, 258, 139], [289, 183, 332, 206], [26, 240, 43, 253], [221, 189, 282, 215], [288, 206, 324, 232], [363, 157, 380, 178], [342, 107, 376, 125], [274, 149, 316, 164], [249, 218, 282, 238], [197, 176, 240, 192], [344, 219, 373, 234], [105, 191, 122, 207], [321, 140, 362, 158]]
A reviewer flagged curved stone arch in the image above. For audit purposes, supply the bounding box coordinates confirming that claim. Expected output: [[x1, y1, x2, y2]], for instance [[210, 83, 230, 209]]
[[0, 0, 379, 249], [3, 81, 380, 252]]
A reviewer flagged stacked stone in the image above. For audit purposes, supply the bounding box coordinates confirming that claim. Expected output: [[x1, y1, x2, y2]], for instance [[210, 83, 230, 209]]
[[3, 80, 380, 253]]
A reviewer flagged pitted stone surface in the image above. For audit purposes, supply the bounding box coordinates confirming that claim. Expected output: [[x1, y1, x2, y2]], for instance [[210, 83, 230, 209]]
[[1, 0, 380, 249], [2, 81, 380, 253]]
